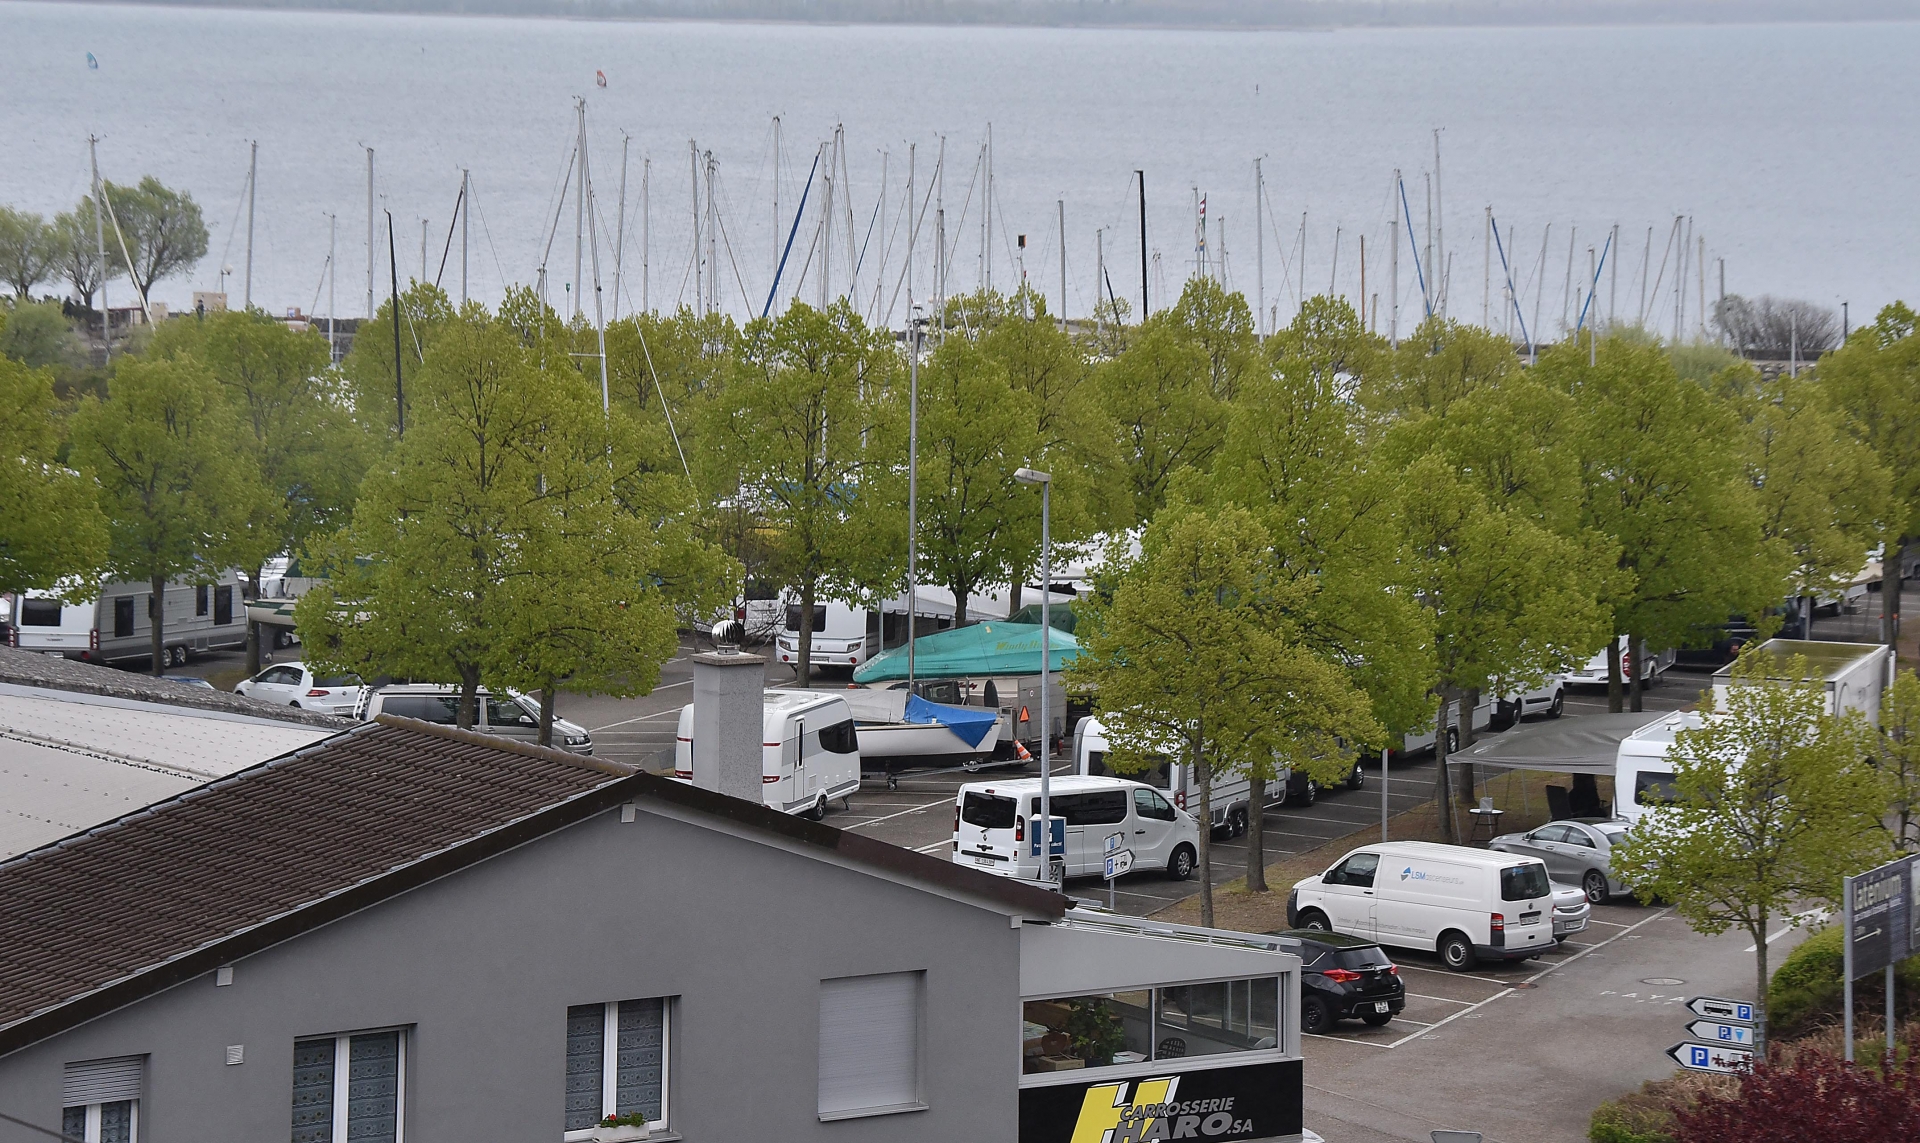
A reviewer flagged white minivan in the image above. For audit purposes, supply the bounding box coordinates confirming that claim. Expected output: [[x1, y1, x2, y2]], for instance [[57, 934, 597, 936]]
[[950, 775, 1200, 882], [1288, 841, 1557, 970], [673, 689, 863, 820]]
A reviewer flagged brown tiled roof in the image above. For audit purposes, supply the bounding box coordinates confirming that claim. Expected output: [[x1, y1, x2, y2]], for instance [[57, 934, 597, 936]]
[[0, 715, 1064, 1057]]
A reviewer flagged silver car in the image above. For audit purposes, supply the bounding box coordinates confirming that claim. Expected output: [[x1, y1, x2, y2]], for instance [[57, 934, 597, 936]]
[[1488, 818, 1631, 904], [1550, 882, 1592, 938]]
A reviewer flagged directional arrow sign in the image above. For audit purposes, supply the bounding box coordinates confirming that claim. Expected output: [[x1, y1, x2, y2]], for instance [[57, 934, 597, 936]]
[[1687, 1020, 1755, 1047], [1669, 1041, 1754, 1074], [1686, 996, 1754, 1023], [1104, 849, 1135, 879], [1105, 832, 1125, 854]]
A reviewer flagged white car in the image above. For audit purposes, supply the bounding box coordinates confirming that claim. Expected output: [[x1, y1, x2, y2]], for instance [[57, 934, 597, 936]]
[[234, 661, 365, 718], [1494, 675, 1567, 728], [1550, 882, 1592, 939]]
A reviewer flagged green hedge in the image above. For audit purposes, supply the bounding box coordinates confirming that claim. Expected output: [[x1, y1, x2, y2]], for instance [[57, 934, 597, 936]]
[[1587, 1095, 1676, 1143], [1768, 925, 1920, 1041]]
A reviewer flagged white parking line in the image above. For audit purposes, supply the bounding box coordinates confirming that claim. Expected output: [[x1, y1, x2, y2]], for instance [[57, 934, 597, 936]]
[[841, 795, 955, 830], [915, 840, 953, 854], [588, 709, 686, 732], [1403, 992, 1476, 1005], [1392, 964, 1517, 988]]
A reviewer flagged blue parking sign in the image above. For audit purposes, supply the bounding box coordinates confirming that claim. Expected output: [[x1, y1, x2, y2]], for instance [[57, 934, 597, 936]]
[[1689, 1046, 1710, 1067]]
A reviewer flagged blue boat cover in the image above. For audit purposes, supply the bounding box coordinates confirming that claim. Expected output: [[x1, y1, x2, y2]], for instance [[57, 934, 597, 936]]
[[904, 694, 1000, 749]]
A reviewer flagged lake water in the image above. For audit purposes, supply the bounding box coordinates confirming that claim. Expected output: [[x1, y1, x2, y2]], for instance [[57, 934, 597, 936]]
[[4, 2, 1915, 332]]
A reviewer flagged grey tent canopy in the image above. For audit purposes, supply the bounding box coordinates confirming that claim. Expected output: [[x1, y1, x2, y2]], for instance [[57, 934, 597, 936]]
[[1459, 712, 1669, 775]]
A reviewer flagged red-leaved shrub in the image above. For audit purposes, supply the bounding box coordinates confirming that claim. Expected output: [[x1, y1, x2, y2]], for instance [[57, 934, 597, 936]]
[[1671, 1047, 1920, 1143]]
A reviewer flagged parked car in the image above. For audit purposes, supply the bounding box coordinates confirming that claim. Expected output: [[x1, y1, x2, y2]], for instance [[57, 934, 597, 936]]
[[1565, 636, 1676, 687], [951, 775, 1200, 882], [353, 683, 594, 755], [1287, 841, 1557, 970], [1265, 929, 1406, 1034], [1487, 818, 1632, 904], [235, 661, 367, 717], [1550, 882, 1592, 940], [162, 675, 216, 690], [1492, 674, 1567, 729]]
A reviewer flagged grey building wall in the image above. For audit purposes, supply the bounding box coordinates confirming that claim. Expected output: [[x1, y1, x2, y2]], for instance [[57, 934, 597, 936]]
[[0, 805, 1024, 1141]]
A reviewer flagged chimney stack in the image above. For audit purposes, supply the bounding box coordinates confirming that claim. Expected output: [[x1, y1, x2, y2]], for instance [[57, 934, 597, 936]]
[[689, 648, 765, 803]]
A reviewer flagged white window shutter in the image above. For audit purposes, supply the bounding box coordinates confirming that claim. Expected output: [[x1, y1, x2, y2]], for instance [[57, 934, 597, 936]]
[[62, 1056, 144, 1105], [818, 972, 922, 1117]]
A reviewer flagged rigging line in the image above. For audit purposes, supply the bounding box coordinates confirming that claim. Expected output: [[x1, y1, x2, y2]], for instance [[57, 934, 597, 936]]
[[763, 148, 820, 318], [711, 182, 756, 318], [882, 156, 943, 328], [631, 319, 698, 502], [1490, 212, 1530, 349], [1398, 176, 1432, 319], [466, 176, 511, 295], [852, 183, 884, 288], [1261, 180, 1298, 309], [307, 251, 331, 318], [433, 176, 465, 290], [864, 149, 912, 326], [538, 148, 578, 285], [1574, 229, 1614, 333], [940, 152, 982, 291], [1642, 217, 1679, 328], [213, 161, 250, 291]]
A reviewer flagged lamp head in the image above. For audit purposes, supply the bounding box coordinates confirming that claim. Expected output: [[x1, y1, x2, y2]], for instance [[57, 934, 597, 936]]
[[1014, 467, 1050, 485]]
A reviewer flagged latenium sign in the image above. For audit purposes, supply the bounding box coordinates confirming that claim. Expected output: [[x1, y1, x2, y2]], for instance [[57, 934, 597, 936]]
[[1018, 1059, 1302, 1143]]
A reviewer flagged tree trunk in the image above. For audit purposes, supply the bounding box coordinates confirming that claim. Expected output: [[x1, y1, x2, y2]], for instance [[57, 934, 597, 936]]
[[952, 583, 971, 630], [1432, 692, 1458, 844], [538, 679, 556, 747], [245, 560, 265, 676], [1752, 908, 1770, 1061], [1606, 637, 1624, 714], [457, 663, 480, 729], [797, 577, 815, 688], [1246, 771, 1268, 892], [1885, 539, 1906, 647], [148, 575, 166, 676], [1195, 736, 1214, 929], [1006, 579, 1023, 618], [1455, 688, 1480, 806], [1629, 635, 1647, 714]]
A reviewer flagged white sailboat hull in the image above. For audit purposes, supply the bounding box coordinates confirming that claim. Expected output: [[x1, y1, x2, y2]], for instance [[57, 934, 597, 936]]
[[854, 719, 997, 760]]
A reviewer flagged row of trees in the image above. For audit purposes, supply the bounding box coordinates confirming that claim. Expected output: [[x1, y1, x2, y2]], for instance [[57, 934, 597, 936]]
[[0, 181, 209, 309]]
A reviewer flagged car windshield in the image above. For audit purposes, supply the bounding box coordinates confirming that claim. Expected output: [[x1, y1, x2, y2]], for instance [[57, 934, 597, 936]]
[[961, 792, 1016, 830], [1501, 863, 1552, 902]]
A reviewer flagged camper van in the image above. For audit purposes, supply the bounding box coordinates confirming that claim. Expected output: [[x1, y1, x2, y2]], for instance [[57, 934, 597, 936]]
[[673, 689, 862, 820], [1073, 715, 1353, 832], [950, 774, 1201, 882], [8, 573, 247, 666], [773, 601, 872, 669], [1287, 841, 1557, 970]]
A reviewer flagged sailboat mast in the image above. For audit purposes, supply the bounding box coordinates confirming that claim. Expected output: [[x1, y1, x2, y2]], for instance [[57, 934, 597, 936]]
[[642, 157, 650, 315], [613, 135, 628, 322], [365, 146, 375, 319], [581, 108, 610, 413], [690, 140, 701, 317], [89, 137, 110, 354], [1390, 171, 1399, 346], [1254, 158, 1264, 338], [461, 168, 470, 305], [1482, 206, 1490, 328], [984, 123, 993, 294], [706, 151, 718, 316], [244, 140, 256, 310], [574, 99, 587, 320], [326, 213, 337, 362], [1433, 129, 1444, 319], [1137, 169, 1147, 320], [1058, 198, 1067, 332]]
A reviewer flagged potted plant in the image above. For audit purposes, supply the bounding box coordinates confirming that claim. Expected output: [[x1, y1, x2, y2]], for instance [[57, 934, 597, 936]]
[[590, 1112, 649, 1141]]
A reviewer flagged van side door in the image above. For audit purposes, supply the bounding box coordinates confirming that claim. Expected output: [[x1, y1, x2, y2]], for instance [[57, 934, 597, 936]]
[[1131, 787, 1178, 865], [1071, 788, 1129, 876], [1320, 853, 1380, 941]]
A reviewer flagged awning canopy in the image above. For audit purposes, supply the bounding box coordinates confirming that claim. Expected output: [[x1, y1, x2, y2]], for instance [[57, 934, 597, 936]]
[[853, 622, 1080, 684], [1459, 711, 1668, 775]]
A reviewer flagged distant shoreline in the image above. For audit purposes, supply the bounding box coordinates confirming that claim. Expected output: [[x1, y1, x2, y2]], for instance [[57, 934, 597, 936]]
[[37, 0, 1920, 33]]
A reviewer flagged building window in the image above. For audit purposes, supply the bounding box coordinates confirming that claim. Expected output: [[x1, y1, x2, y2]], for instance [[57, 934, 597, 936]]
[[291, 1029, 406, 1143], [62, 1056, 143, 1143], [818, 971, 924, 1121], [1021, 977, 1281, 1076], [563, 998, 668, 1138]]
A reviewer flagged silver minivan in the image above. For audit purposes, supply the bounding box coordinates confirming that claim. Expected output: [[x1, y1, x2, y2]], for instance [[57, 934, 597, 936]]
[[355, 684, 594, 754]]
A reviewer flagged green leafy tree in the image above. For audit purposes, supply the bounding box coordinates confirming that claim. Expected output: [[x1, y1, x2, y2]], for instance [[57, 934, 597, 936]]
[[1878, 670, 1920, 853], [339, 282, 454, 443], [148, 309, 371, 669], [702, 300, 902, 685], [1537, 335, 1784, 712], [1068, 502, 1379, 926], [50, 204, 115, 313], [1208, 298, 1430, 886], [1366, 315, 1517, 421], [0, 208, 57, 299], [1613, 652, 1894, 1058], [1819, 302, 1920, 643], [69, 356, 264, 674], [102, 177, 208, 303], [0, 355, 108, 597], [0, 301, 88, 379]]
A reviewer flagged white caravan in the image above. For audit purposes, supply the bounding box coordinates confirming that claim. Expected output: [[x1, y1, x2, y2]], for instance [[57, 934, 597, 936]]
[[8, 573, 247, 666], [1288, 840, 1557, 970], [773, 602, 872, 669], [673, 689, 862, 820], [950, 774, 1200, 882]]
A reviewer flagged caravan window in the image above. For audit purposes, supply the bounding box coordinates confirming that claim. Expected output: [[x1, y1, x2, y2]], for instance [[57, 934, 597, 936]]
[[1084, 750, 1173, 789], [113, 598, 135, 638], [196, 585, 210, 616], [817, 719, 858, 754], [19, 600, 64, 627], [786, 604, 827, 633], [1634, 771, 1679, 806], [214, 585, 233, 625]]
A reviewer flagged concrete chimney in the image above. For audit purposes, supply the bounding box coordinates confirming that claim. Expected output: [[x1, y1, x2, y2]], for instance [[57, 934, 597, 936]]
[[689, 649, 765, 803]]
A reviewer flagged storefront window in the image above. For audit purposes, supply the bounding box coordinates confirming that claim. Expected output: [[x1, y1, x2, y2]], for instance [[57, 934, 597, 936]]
[[1022, 977, 1279, 1075]]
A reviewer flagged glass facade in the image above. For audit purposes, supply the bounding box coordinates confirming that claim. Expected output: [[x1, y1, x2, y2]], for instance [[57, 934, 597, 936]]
[[1022, 977, 1281, 1075]]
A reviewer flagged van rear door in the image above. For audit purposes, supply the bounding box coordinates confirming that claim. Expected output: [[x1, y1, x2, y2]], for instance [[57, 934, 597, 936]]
[[956, 789, 1020, 871]]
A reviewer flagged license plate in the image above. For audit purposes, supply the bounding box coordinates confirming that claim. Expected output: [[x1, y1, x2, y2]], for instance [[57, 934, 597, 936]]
[[974, 857, 994, 866], [1373, 1002, 1390, 1014], [1520, 911, 1542, 923]]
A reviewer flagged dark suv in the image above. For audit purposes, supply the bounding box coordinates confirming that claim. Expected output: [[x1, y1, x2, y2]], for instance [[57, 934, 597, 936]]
[[1266, 929, 1406, 1034]]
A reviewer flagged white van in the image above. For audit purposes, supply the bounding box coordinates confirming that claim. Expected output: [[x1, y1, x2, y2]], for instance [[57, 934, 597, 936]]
[[950, 775, 1200, 882], [1566, 636, 1677, 687], [9, 573, 247, 666], [1287, 840, 1557, 970], [673, 689, 862, 820], [1398, 697, 1495, 755], [1072, 715, 1348, 833], [774, 601, 872, 669], [1613, 711, 1704, 826]]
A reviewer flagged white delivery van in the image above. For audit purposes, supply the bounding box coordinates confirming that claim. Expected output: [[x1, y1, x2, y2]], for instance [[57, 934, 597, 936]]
[[1710, 638, 1894, 727], [1073, 715, 1350, 832], [951, 775, 1200, 882], [673, 689, 862, 819], [1287, 840, 1557, 970], [1566, 636, 1676, 687], [774, 601, 872, 669], [9, 573, 248, 666]]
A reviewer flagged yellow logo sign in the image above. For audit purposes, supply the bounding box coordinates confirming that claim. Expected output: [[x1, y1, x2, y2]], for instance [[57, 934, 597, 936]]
[[1067, 1075, 1255, 1143]]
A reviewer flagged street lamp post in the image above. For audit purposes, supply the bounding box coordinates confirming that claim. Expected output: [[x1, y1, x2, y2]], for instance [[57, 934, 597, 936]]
[[908, 308, 923, 688], [1014, 466, 1056, 884]]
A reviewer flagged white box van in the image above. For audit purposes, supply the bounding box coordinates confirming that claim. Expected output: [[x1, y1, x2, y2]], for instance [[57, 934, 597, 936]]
[[950, 775, 1200, 882], [1287, 840, 1557, 970], [9, 573, 247, 666], [673, 689, 862, 819], [773, 601, 871, 669], [1566, 636, 1676, 687]]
